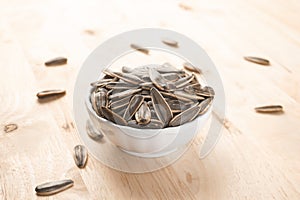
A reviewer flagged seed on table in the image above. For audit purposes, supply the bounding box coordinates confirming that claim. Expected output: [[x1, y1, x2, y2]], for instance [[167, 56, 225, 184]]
[[255, 105, 283, 113], [73, 145, 88, 169], [162, 38, 178, 47], [244, 56, 270, 66], [35, 179, 74, 196], [183, 62, 202, 74], [44, 57, 67, 66], [36, 89, 66, 99], [4, 123, 18, 133], [130, 44, 149, 55]]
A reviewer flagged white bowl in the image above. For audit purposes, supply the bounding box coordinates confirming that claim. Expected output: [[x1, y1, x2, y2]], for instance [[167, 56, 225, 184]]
[[85, 93, 212, 156]]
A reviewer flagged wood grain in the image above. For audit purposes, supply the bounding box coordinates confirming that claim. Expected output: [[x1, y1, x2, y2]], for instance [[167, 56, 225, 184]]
[[1, 0, 300, 199]]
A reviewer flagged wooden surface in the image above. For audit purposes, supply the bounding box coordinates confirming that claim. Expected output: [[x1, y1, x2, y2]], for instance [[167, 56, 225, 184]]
[[1, 0, 300, 199]]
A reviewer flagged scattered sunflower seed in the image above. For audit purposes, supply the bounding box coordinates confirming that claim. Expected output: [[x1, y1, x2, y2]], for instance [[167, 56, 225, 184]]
[[36, 89, 66, 99], [183, 62, 202, 74], [4, 123, 18, 133], [45, 57, 67, 66], [162, 38, 178, 47], [130, 44, 149, 55], [244, 56, 270, 66], [255, 105, 283, 113], [35, 179, 74, 196], [73, 145, 88, 168]]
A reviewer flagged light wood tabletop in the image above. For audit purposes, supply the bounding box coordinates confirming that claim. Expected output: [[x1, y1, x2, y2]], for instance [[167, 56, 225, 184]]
[[1, 0, 300, 199]]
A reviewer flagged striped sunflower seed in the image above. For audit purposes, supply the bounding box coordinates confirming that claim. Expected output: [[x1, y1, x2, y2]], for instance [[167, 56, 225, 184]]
[[150, 87, 173, 126], [45, 57, 67, 66], [169, 103, 201, 127], [123, 95, 144, 121], [255, 105, 283, 113], [35, 179, 74, 196], [130, 44, 149, 54], [73, 145, 88, 168], [37, 89, 66, 99], [128, 119, 164, 129], [135, 102, 151, 125], [244, 56, 270, 65], [101, 107, 128, 126], [162, 38, 178, 47], [183, 62, 202, 74]]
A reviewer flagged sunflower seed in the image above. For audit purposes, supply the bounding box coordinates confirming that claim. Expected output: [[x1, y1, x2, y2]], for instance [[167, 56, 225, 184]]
[[111, 71, 143, 85], [130, 44, 149, 54], [184, 83, 202, 94], [36, 89, 66, 99], [166, 99, 193, 113], [135, 102, 151, 124], [139, 82, 154, 88], [73, 145, 88, 168], [105, 82, 137, 90], [149, 68, 168, 90], [174, 91, 205, 100], [183, 62, 202, 74], [4, 123, 18, 133], [174, 74, 195, 88], [86, 120, 103, 141], [157, 63, 185, 74], [45, 57, 67, 66], [198, 98, 213, 115], [111, 103, 129, 114], [109, 88, 142, 100], [101, 107, 128, 126], [90, 78, 114, 87], [122, 66, 133, 73], [128, 119, 164, 129], [162, 73, 180, 82], [160, 91, 194, 102], [162, 38, 178, 47], [110, 96, 131, 109], [244, 56, 270, 65], [169, 103, 201, 127], [150, 87, 173, 126], [123, 95, 144, 121], [255, 105, 283, 113], [35, 179, 74, 196], [197, 86, 215, 97]]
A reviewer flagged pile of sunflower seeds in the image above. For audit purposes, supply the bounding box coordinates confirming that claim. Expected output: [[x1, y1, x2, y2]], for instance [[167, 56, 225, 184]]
[[90, 63, 214, 129]]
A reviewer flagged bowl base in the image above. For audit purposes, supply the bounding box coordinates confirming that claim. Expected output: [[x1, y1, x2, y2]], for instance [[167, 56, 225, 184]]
[[119, 148, 178, 158]]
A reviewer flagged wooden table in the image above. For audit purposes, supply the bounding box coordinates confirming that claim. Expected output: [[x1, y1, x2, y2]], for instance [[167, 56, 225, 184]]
[[1, 0, 300, 199]]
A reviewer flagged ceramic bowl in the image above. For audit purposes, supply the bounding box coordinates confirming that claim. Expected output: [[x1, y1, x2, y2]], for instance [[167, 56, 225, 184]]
[[85, 92, 212, 156]]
